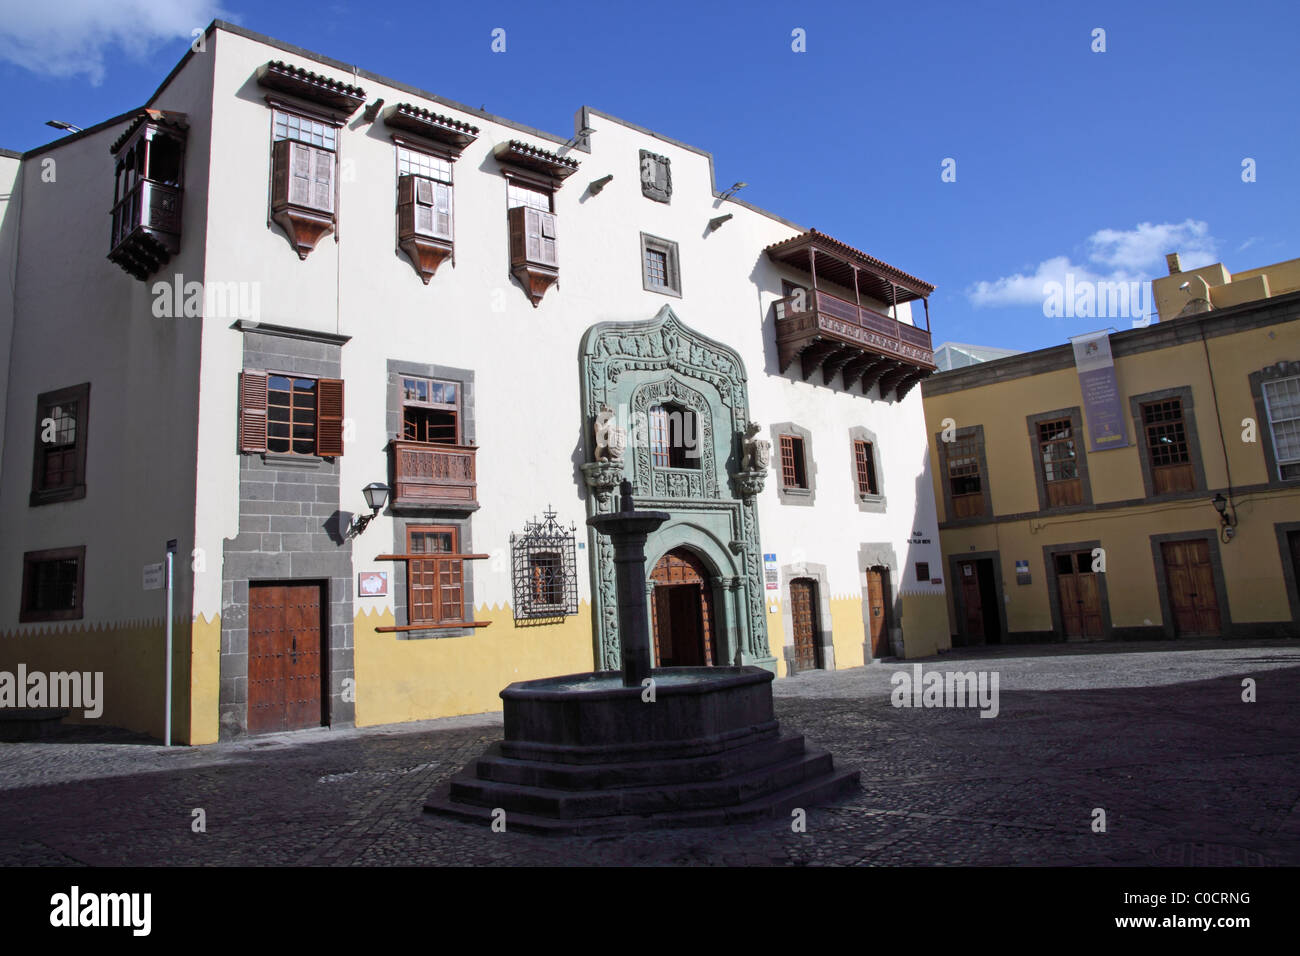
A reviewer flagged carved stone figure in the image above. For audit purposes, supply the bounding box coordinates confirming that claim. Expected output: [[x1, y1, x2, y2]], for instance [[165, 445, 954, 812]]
[[593, 405, 626, 462], [742, 421, 771, 472]]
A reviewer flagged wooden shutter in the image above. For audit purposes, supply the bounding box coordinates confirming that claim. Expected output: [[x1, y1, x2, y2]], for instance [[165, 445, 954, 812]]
[[780, 435, 797, 487], [239, 372, 269, 453], [538, 211, 557, 266], [312, 147, 334, 213], [432, 181, 452, 239], [524, 206, 542, 261], [316, 379, 345, 457]]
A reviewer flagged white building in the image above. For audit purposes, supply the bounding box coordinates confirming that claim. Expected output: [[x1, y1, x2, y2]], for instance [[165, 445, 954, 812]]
[[0, 21, 950, 743]]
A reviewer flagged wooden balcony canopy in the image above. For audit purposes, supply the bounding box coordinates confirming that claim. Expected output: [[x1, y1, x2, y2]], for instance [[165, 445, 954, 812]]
[[493, 140, 580, 182], [384, 103, 479, 154], [256, 60, 367, 115], [766, 229, 937, 401]]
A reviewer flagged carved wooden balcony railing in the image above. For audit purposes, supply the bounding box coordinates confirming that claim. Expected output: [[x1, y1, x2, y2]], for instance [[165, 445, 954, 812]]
[[766, 229, 937, 401], [389, 440, 478, 511], [109, 180, 184, 279], [775, 288, 936, 400]]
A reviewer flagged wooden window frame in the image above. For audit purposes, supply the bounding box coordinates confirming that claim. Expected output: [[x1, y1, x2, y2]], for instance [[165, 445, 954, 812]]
[[267, 100, 343, 258], [780, 434, 808, 490], [239, 370, 344, 458], [30, 383, 90, 506], [854, 440, 879, 497], [1027, 407, 1090, 511], [20, 546, 86, 622], [406, 525, 465, 628], [400, 375, 461, 445], [936, 424, 992, 523], [529, 551, 565, 609], [649, 403, 698, 470], [1129, 387, 1205, 499]]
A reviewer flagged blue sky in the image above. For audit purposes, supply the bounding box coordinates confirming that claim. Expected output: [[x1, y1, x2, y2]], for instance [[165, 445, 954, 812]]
[[2, 0, 1296, 353]]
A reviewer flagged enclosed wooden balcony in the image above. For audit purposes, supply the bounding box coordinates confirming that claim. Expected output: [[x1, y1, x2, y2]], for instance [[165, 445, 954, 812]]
[[107, 110, 187, 281], [767, 230, 936, 401], [389, 440, 478, 511]]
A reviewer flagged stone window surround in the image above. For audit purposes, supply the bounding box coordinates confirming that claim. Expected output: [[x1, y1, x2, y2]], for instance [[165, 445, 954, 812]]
[[640, 232, 682, 297], [778, 562, 835, 674], [848, 425, 886, 514], [1025, 406, 1094, 514], [1148, 529, 1233, 639], [30, 381, 90, 506], [858, 542, 902, 661], [770, 421, 816, 506], [1128, 385, 1207, 501], [1249, 360, 1300, 489], [222, 322, 353, 739], [934, 423, 992, 525], [386, 359, 477, 640], [1040, 538, 1113, 641]]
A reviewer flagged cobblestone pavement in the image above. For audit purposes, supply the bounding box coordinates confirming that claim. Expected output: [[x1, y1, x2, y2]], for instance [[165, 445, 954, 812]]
[[2, 640, 1297, 866]]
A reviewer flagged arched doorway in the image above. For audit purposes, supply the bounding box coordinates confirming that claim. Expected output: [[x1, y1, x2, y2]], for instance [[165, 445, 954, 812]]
[[650, 548, 715, 667]]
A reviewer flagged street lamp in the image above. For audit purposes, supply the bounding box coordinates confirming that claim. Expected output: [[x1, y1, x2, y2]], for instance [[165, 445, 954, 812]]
[[45, 120, 83, 133], [348, 482, 390, 538], [1211, 492, 1236, 542]]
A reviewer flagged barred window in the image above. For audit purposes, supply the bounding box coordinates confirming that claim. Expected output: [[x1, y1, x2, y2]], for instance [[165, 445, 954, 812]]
[[20, 547, 85, 622], [510, 511, 578, 623]]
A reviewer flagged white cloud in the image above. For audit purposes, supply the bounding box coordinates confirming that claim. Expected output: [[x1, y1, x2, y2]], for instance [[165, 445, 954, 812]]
[[0, 0, 229, 85], [967, 220, 1219, 308]]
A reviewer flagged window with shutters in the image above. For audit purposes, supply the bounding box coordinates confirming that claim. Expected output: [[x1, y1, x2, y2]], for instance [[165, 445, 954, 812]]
[[269, 107, 340, 259], [396, 144, 455, 283], [780, 434, 808, 489], [854, 440, 879, 497], [506, 176, 559, 306], [407, 526, 463, 626], [30, 383, 89, 506], [640, 233, 681, 297], [20, 547, 85, 622], [238, 371, 344, 458]]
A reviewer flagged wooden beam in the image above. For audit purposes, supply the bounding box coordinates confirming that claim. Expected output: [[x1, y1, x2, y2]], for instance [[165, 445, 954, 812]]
[[839, 353, 876, 390], [895, 369, 931, 401], [858, 356, 896, 395], [375, 621, 492, 633], [821, 345, 857, 386], [878, 362, 914, 399], [799, 340, 839, 381]]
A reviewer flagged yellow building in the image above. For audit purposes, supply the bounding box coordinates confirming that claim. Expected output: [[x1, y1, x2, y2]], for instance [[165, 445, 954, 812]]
[[921, 254, 1300, 644]]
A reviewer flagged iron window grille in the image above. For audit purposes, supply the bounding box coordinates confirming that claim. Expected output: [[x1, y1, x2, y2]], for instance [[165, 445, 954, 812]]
[[510, 509, 578, 624]]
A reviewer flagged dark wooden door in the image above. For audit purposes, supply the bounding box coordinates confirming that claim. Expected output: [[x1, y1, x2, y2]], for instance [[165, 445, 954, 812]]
[[1161, 540, 1221, 636], [958, 561, 984, 640], [866, 569, 890, 657], [1055, 551, 1103, 638], [1290, 532, 1300, 595], [249, 583, 324, 734], [790, 578, 820, 671], [650, 549, 714, 667]]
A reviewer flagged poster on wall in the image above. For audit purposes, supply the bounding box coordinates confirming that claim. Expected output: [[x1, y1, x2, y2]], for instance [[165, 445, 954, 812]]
[[1070, 330, 1130, 452]]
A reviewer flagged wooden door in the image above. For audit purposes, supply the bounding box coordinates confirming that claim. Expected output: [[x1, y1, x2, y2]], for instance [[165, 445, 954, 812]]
[[958, 561, 984, 641], [249, 583, 324, 734], [650, 549, 714, 667], [790, 578, 820, 671], [1055, 551, 1103, 638], [1161, 540, 1221, 636], [866, 569, 891, 657]]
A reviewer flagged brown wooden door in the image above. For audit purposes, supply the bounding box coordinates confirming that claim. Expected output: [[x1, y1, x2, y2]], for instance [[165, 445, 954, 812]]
[[1055, 551, 1103, 638], [1161, 540, 1221, 636], [249, 583, 324, 734], [650, 549, 714, 667], [958, 561, 984, 640], [866, 569, 890, 657], [790, 578, 820, 671]]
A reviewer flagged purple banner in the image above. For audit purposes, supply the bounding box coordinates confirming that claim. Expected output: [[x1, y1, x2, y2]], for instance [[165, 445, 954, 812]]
[[1070, 332, 1129, 452]]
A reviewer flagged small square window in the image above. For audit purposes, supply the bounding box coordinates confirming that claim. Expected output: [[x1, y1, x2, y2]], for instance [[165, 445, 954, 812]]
[[640, 233, 681, 297], [20, 547, 85, 622]]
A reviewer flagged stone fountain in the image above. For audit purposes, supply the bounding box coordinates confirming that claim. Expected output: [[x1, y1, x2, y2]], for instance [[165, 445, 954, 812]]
[[423, 481, 859, 834]]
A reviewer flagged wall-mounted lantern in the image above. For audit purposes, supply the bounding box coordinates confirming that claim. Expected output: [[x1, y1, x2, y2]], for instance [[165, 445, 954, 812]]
[[348, 482, 390, 538]]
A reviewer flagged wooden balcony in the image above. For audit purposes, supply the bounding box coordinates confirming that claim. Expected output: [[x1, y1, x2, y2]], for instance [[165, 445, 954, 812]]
[[389, 440, 478, 511], [766, 229, 937, 401], [108, 180, 182, 281]]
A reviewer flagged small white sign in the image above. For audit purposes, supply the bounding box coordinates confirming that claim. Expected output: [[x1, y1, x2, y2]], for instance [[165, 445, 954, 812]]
[[143, 563, 165, 590]]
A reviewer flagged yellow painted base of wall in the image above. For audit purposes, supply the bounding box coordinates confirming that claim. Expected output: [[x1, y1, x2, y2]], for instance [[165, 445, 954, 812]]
[[829, 596, 866, 669], [353, 602, 596, 726], [0, 618, 195, 743], [901, 590, 952, 658], [189, 613, 220, 745]]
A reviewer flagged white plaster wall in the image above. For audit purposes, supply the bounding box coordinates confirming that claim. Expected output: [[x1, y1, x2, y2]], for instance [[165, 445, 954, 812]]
[[192, 28, 944, 625], [0, 52, 213, 629], [0, 153, 22, 494]]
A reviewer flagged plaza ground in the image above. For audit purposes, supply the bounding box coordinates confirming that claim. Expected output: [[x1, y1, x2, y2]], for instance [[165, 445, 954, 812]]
[[1, 639, 1297, 866]]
